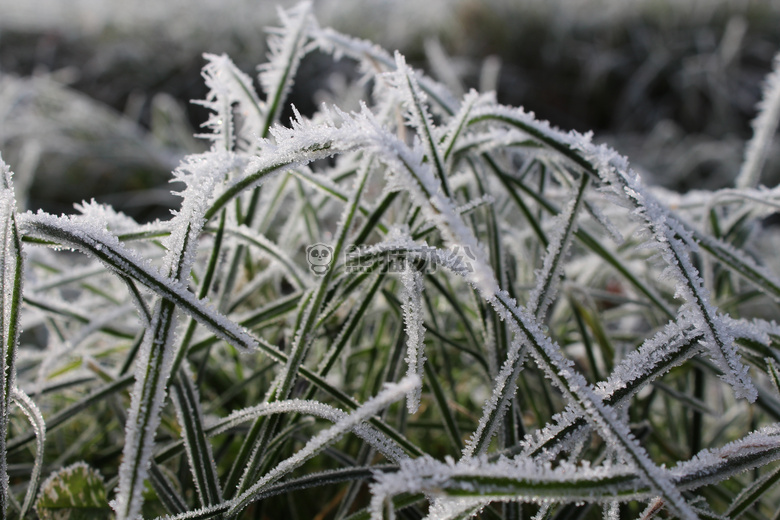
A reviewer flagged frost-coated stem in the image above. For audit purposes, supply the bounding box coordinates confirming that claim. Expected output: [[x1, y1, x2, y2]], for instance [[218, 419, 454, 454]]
[[227, 376, 419, 517], [0, 158, 23, 520], [491, 292, 699, 520], [231, 156, 374, 497], [393, 52, 452, 198], [115, 152, 225, 519], [527, 173, 589, 319], [463, 173, 588, 457], [171, 367, 222, 508], [469, 105, 757, 402], [400, 268, 426, 413], [736, 51, 780, 189], [12, 388, 45, 518]]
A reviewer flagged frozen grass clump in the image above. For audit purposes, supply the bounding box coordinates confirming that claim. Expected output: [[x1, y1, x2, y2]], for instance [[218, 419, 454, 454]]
[[2, 2, 780, 519]]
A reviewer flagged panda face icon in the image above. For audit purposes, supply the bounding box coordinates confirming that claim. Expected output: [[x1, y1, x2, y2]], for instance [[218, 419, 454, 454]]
[[306, 243, 333, 275]]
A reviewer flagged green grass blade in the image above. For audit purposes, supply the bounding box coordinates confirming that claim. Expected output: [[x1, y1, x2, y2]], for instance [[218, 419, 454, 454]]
[[527, 174, 589, 319], [726, 464, 780, 519], [20, 213, 259, 353], [489, 292, 698, 519], [463, 175, 588, 457], [8, 375, 133, 453], [694, 228, 780, 303], [385, 289, 464, 451], [115, 298, 179, 520], [257, 2, 313, 138], [376, 424, 780, 516], [171, 368, 222, 508], [219, 224, 309, 289], [230, 157, 375, 497], [225, 376, 418, 517], [11, 388, 45, 519], [393, 53, 452, 197], [0, 159, 24, 520], [423, 360, 464, 452], [767, 358, 780, 396], [471, 106, 756, 401], [442, 90, 489, 161], [496, 166, 675, 318], [148, 464, 187, 516]]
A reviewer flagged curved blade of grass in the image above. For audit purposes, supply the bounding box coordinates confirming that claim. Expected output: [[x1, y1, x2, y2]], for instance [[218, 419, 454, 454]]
[[205, 397, 407, 463], [148, 464, 187, 516], [243, 465, 395, 504], [114, 151, 229, 520], [202, 119, 364, 223], [464, 174, 590, 459], [171, 368, 222, 509], [384, 289, 464, 451], [376, 424, 780, 517], [481, 292, 698, 519], [228, 157, 374, 497], [347, 125, 694, 516], [20, 213, 258, 353], [350, 140, 694, 516], [693, 228, 780, 303], [8, 374, 133, 453], [312, 26, 458, 115], [218, 225, 309, 289], [726, 464, 780, 519], [195, 4, 314, 384], [521, 322, 703, 458], [226, 376, 418, 517], [373, 461, 648, 513], [471, 106, 756, 402], [392, 52, 451, 197], [0, 158, 24, 520], [12, 388, 45, 519], [150, 335, 424, 471], [441, 90, 491, 162], [492, 157, 674, 318]]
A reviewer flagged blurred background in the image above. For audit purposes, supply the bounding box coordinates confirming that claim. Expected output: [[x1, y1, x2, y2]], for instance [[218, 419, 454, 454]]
[[1, 0, 779, 220]]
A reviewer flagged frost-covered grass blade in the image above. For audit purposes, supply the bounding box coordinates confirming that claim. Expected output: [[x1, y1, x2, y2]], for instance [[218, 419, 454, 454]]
[[0, 157, 23, 519], [4, 4, 780, 520]]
